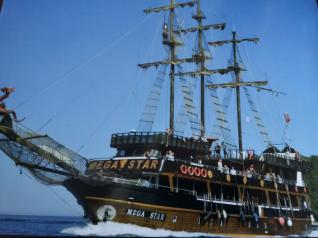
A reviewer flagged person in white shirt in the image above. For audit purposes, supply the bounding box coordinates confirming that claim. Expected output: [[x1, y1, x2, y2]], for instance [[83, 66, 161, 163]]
[[230, 166, 237, 176], [217, 159, 223, 172]]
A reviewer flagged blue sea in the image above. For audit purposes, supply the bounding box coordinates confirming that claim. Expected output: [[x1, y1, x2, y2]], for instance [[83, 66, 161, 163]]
[[0, 214, 317, 237]]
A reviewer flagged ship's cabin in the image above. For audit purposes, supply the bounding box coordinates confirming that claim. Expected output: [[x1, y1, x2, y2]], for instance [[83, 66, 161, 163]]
[[110, 131, 215, 159], [106, 132, 310, 187], [86, 131, 312, 220]]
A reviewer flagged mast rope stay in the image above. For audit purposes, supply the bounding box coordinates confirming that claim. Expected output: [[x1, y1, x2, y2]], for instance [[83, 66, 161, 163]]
[[22, 167, 82, 216], [38, 14, 161, 137], [228, 50, 273, 146], [76, 16, 164, 152], [13, 14, 152, 110]]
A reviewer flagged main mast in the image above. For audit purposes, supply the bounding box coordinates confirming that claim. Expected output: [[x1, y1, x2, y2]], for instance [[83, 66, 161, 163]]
[[140, 1, 196, 133], [208, 32, 267, 158], [139, 1, 227, 137], [232, 31, 243, 157], [169, 0, 176, 132], [194, 0, 205, 136]]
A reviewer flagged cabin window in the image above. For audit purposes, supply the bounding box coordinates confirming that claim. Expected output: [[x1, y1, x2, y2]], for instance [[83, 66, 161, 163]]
[[158, 175, 170, 190], [117, 150, 126, 157], [141, 135, 147, 143], [222, 185, 239, 202], [279, 194, 290, 208], [147, 176, 156, 188], [177, 177, 194, 193], [150, 149, 161, 157], [210, 183, 222, 200], [173, 176, 179, 193], [247, 189, 267, 205], [192, 180, 207, 196], [290, 195, 298, 207], [268, 192, 278, 206]]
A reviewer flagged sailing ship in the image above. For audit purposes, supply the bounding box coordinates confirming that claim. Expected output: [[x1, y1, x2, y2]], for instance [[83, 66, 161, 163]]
[[0, 0, 314, 236]]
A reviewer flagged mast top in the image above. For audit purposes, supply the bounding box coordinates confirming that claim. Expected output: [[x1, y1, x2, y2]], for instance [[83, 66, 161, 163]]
[[144, 1, 195, 14]]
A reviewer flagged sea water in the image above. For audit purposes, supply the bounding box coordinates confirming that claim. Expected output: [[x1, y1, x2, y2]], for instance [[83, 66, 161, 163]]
[[0, 214, 317, 237]]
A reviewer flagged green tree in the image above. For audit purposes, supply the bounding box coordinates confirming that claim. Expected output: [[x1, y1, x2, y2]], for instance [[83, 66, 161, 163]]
[[304, 155, 318, 217]]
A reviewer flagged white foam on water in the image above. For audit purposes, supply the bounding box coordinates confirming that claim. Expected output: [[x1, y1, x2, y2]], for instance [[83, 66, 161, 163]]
[[62, 221, 318, 237], [308, 229, 318, 237], [61, 221, 218, 237]]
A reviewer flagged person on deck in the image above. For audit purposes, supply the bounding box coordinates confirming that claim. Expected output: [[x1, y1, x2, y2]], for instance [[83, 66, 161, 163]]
[[221, 142, 228, 158], [215, 144, 221, 157], [217, 159, 223, 172], [230, 166, 237, 176], [249, 164, 256, 174], [0, 102, 18, 127], [0, 87, 23, 127], [166, 150, 175, 160], [223, 164, 230, 175], [0, 87, 14, 102]]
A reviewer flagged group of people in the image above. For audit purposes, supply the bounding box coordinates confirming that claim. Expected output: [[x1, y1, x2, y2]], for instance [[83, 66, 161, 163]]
[[264, 172, 283, 183], [217, 159, 237, 175], [217, 159, 259, 178], [0, 87, 22, 127]]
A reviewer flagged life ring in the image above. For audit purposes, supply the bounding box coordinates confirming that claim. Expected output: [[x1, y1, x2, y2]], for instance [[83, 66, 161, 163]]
[[278, 217, 285, 226], [188, 166, 194, 176], [201, 168, 207, 178], [207, 170, 213, 179], [194, 167, 201, 177], [226, 174, 231, 182], [180, 164, 187, 174]]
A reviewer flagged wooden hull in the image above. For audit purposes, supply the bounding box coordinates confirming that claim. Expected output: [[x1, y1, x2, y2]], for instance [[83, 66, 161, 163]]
[[63, 178, 312, 236], [84, 196, 305, 236]]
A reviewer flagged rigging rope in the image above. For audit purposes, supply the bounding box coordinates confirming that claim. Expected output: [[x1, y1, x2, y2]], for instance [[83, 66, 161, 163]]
[[22, 167, 82, 216], [236, 45, 272, 146], [239, 43, 287, 144], [76, 16, 163, 153], [175, 64, 200, 136], [37, 78, 97, 132], [38, 14, 161, 134], [134, 14, 171, 132], [14, 14, 151, 110], [203, 33, 236, 147], [137, 64, 168, 132]]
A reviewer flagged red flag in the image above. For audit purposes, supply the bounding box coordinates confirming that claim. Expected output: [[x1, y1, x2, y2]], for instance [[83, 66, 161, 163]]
[[284, 113, 291, 124]]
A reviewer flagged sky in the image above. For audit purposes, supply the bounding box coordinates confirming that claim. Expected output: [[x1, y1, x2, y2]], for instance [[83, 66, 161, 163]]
[[0, 0, 317, 216]]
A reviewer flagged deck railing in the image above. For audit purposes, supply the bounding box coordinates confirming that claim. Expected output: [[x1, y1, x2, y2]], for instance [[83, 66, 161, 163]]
[[110, 132, 211, 152]]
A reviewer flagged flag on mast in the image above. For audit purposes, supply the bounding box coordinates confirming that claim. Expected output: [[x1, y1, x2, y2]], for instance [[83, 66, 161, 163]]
[[284, 113, 291, 124]]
